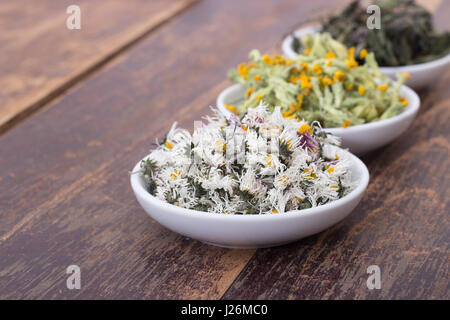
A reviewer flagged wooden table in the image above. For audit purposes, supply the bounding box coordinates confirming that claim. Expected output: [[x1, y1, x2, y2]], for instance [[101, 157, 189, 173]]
[[0, 0, 448, 299]]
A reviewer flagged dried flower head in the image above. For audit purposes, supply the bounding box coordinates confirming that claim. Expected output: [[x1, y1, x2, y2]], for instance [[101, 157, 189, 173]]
[[141, 105, 355, 214]]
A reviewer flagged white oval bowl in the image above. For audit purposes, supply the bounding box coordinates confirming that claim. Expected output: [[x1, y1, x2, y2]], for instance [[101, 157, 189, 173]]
[[131, 148, 369, 249], [216, 83, 420, 155], [281, 25, 450, 90]]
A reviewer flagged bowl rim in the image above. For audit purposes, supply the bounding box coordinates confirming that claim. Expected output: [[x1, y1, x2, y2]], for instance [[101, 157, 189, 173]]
[[282, 24, 450, 70], [216, 83, 420, 135], [130, 146, 370, 221]]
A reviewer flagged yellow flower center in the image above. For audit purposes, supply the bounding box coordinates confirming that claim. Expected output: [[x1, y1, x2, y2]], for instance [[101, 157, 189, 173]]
[[266, 155, 273, 166], [312, 64, 322, 75], [171, 170, 181, 180], [165, 141, 173, 149], [333, 70, 346, 82], [301, 63, 309, 72], [262, 54, 272, 65], [321, 75, 333, 87], [358, 85, 365, 95], [217, 141, 226, 151], [237, 63, 249, 80], [298, 123, 312, 135], [346, 59, 358, 69]]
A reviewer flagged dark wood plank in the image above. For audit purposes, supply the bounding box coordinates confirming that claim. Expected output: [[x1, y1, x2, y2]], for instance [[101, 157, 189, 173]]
[[2, 0, 448, 300], [0, 0, 198, 133], [221, 0, 450, 300], [0, 0, 341, 299]]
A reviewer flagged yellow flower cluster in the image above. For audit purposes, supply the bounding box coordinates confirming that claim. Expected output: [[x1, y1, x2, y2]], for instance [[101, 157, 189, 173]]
[[288, 63, 312, 88], [237, 54, 295, 80], [333, 70, 346, 82], [288, 61, 351, 93], [229, 38, 409, 128], [237, 62, 257, 80], [262, 54, 293, 66], [325, 51, 337, 59], [287, 46, 367, 96]]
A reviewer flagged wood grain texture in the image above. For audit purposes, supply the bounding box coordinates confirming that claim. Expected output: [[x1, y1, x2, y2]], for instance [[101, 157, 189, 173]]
[[0, 0, 198, 133], [1, 0, 448, 300], [0, 0, 343, 299]]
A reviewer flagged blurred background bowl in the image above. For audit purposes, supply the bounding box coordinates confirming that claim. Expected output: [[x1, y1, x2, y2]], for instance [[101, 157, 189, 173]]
[[282, 25, 450, 90]]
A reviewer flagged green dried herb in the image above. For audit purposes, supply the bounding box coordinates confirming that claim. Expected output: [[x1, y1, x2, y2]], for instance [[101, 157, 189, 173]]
[[140, 159, 157, 177], [315, 0, 450, 66], [228, 35, 409, 128], [279, 140, 293, 159]]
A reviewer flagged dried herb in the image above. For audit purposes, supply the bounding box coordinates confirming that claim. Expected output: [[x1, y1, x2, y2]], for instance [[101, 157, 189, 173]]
[[314, 0, 450, 66], [279, 140, 293, 159], [140, 106, 356, 214], [228, 34, 409, 128]]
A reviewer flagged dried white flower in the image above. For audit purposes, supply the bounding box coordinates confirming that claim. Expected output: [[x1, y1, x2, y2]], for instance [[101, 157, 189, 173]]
[[140, 105, 355, 214]]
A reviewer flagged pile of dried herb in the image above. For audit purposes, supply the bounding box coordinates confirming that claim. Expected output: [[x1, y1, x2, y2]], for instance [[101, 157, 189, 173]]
[[228, 33, 409, 128], [304, 0, 450, 66], [140, 105, 355, 214]]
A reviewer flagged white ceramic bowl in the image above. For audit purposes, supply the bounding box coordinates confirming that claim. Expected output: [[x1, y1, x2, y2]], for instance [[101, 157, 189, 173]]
[[216, 83, 420, 155], [282, 25, 450, 89], [131, 148, 369, 249]]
